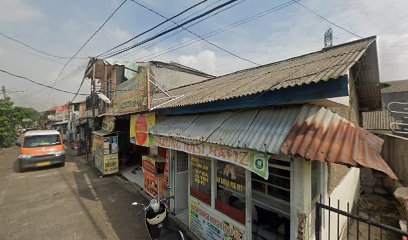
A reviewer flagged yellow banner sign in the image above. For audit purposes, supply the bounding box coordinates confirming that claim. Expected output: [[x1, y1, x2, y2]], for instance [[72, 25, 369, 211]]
[[113, 67, 148, 114]]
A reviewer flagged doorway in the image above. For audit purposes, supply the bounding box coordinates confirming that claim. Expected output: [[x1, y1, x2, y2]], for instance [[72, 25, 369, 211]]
[[173, 151, 189, 225]]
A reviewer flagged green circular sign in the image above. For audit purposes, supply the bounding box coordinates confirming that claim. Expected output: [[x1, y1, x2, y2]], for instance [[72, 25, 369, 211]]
[[255, 159, 264, 170]]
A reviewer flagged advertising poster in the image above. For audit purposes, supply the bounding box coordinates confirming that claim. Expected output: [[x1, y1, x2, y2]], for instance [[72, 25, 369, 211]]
[[103, 154, 118, 174], [102, 116, 115, 132], [153, 136, 269, 179], [103, 137, 110, 155], [130, 113, 156, 146], [143, 171, 164, 198], [110, 136, 118, 154], [113, 67, 148, 114], [190, 198, 245, 240], [164, 149, 169, 187]]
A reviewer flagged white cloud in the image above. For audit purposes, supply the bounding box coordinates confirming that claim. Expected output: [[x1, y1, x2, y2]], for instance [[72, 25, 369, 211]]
[[0, 0, 42, 25], [178, 50, 217, 75], [110, 26, 132, 43]]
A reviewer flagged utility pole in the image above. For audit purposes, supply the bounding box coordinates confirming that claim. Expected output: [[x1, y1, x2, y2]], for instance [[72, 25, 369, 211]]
[[2, 85, 6, 100], [91, 61, 96, 130]]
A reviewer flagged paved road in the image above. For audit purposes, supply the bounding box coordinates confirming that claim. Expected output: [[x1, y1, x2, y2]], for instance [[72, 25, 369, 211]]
[[0, 146, 150, 240]]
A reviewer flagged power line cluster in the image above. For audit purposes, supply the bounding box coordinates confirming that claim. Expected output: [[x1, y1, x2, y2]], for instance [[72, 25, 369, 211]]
[[0, 0, 367, 105]]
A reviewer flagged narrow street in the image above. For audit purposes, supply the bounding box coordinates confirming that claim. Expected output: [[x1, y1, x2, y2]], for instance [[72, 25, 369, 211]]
[[0, 146, 150, 240]]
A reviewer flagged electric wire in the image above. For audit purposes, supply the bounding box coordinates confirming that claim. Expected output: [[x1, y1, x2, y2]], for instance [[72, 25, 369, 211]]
[[54, 0, 128, 83], [135, 0, 299, 61], [295, 1, 363, 39], [109, 0, 247, 59], [96, 0, 208, 58], [0, 68, 88, 95], [0, 32, 88, 60], [127, 0, 259, 66], [103, 0, 240, 59], [118, 0, 225, 59]]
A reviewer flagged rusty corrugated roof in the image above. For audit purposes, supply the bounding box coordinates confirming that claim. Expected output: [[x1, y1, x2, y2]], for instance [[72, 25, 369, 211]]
[[281, 105, 398, 179], [152, 36, 379, 110]]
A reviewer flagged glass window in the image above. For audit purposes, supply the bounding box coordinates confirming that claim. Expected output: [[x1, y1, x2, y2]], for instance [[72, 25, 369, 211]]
[[215, 161, 246, 224], [23, 134, 61, 148], [190, 155, 211, 205], [252, 156, 291, 215]]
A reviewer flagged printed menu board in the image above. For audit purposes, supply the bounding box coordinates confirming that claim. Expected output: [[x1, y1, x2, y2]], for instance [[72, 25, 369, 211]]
[[190, 198, 245, 240]]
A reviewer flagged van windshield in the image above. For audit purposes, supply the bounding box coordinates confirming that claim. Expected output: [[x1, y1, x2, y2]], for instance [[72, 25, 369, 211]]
[[23, 135, 61, 148]]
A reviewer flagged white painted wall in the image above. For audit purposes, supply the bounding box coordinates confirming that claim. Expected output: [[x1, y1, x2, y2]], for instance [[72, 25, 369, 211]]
[[320, 167, 360, 239]]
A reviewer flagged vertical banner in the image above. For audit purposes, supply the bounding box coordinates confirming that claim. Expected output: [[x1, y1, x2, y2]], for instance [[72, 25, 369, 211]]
[[130, 113, 156, 146]]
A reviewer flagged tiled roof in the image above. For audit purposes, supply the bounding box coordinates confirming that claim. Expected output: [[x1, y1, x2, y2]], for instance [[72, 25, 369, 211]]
[[381, 79, 408, 93], [362, 109, 396, 131], [152, 36, 380, 110]]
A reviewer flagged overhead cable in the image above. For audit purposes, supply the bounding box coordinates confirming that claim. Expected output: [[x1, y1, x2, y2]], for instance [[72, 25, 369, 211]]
[[54, 0, 128, 82], [0, 32, 87, 60], [0, 68, 88, 96], [97, 0, 208, 58], [136, 0, 299, 61], [128, 0, 260, 66], [295, 2, 363, 39], [103, 0, 240, 58]]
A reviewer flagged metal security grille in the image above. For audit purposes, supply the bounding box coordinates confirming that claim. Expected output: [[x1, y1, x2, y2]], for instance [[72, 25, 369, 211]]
[[176, 151, 188, 172]]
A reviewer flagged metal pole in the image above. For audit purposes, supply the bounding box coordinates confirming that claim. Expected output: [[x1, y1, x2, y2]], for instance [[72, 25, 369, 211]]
[[315, 203, 321, 240], [2, 85, 6, 100], [92, 63, 96, 130]]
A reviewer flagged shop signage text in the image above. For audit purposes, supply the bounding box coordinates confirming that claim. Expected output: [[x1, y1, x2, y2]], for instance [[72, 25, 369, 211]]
[[190, 198, 245, 240], [153, 136, 269, 179], [113, 68, 148, 114]]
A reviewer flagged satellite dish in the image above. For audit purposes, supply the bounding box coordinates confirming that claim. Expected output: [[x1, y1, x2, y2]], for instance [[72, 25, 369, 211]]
[[96, 92, 112, 104]]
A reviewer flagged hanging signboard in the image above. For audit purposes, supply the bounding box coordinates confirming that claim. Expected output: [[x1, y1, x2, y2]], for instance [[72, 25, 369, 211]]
[[130, 113, 156, 146], [152, 135, 269, 179], [113, 67, 148, 114], [102, 116, 115, 132], [190, 198, 245, 240]]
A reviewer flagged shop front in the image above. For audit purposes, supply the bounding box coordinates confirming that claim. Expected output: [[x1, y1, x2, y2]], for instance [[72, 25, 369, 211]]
[[146, 108, 301, 239], [152, 134, 292, 240]]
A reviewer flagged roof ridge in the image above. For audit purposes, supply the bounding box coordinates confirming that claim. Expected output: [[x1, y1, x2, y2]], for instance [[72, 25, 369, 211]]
[[165, 36, 376, 92]]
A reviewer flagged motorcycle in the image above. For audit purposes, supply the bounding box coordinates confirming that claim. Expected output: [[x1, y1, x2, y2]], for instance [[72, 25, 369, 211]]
[[131, 197, 185, 240]]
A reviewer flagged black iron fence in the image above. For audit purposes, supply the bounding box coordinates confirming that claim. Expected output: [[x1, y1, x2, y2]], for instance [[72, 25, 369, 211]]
[[315, 200, 408, 240]]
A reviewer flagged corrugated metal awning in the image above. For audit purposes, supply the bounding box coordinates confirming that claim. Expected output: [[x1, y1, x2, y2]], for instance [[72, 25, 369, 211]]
[[152, 104, 397, 179], [151, 107, 302, 154], [281, 105, 397, 179]]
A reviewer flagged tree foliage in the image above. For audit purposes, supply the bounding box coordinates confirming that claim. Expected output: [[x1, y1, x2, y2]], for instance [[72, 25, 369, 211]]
[[0, 100, 17, 148], [0, 100, 42, 148]]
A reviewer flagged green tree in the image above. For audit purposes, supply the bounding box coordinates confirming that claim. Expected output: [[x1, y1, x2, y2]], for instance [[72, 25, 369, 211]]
[[0, 100, 43, 148], [0, 100, 17, 148]]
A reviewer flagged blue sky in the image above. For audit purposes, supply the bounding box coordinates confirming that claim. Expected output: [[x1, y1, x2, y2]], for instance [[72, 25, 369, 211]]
[[1, 0, 408, 110]]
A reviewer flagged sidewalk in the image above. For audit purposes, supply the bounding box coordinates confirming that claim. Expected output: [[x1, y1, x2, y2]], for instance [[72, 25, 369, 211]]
[[115, 166, 197, 240]]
